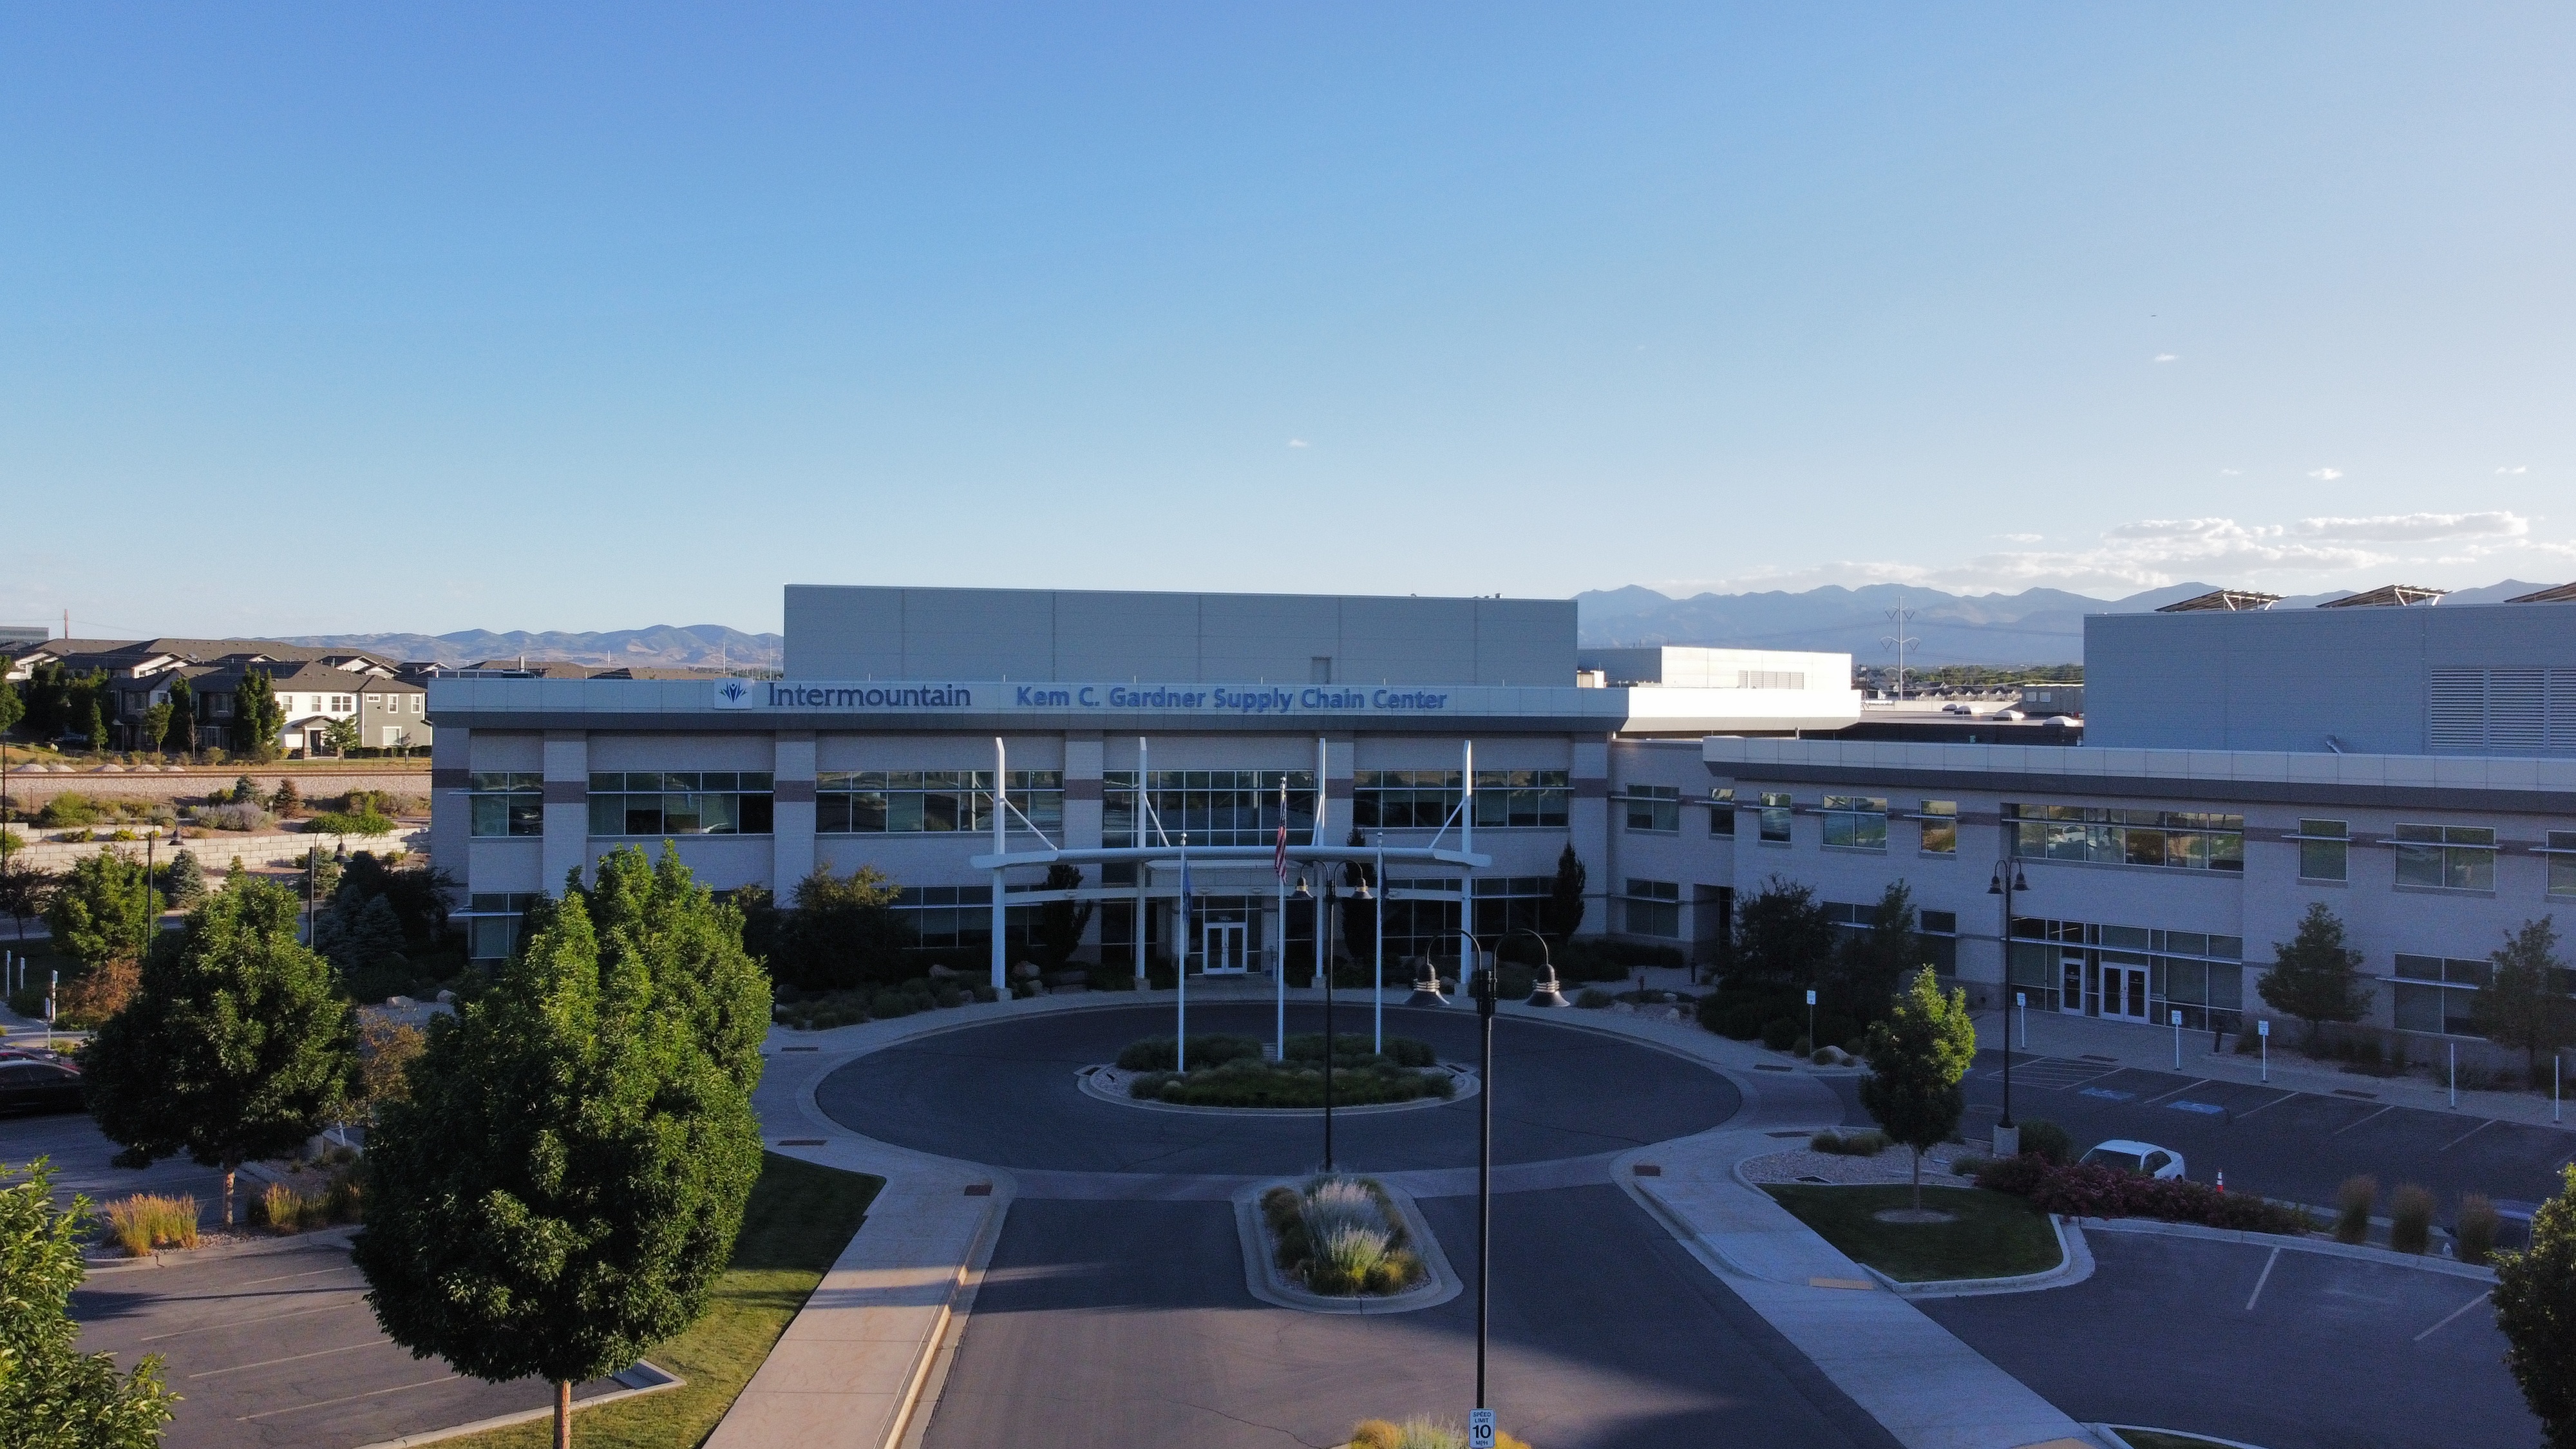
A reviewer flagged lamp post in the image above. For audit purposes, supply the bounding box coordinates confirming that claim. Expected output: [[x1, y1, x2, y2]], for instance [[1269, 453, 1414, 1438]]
[[1520, 928, 1566, 1007], [1459, 931, 1497, 1418], [1987, 858, 2029, 1144]]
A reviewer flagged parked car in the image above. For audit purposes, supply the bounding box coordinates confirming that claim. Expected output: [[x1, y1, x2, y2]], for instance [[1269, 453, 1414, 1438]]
[[0, 1058, 84, 1116], [2079, 1139, 2184, 1179]]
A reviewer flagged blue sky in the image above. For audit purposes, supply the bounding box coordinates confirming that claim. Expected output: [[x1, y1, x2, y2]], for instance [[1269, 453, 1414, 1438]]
[[6, 4, 2571, 636]]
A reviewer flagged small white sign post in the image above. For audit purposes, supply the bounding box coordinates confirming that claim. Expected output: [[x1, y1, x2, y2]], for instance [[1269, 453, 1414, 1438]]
[[1468, 1409, 1496, 1448], [2014, 990, 2026, 1049], [2170, 1009, 2183, 1069], [1805, 988, 1817, 1053], [2257, 1018, 2269, 1083]]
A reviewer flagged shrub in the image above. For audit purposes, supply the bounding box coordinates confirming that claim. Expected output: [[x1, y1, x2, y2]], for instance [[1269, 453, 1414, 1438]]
[[867, 989, 920, 1020], [35, 793, 102, 827], [1761, 1018, 1799, 1051], [305, 810, 395, 837], [2015, 1119, 2072, 1166], [189, 801, 276, 833], [2390, 1184, 2435, 1255], [1267, 1176, 1425, 1297], [1810, 1129, 1888, 1156], [1118, 1034, 1265, 1071], [104, 1193, 200, 1256], [1974, 1155, 2312, 1235], [1812, 1047, 1837, 1065], [1575, 988, 1615, 1009], [2336, 1175, 2378, 1244], [2459, 1194, 2502, 1265], [1349, 1418, 1533, 1449]]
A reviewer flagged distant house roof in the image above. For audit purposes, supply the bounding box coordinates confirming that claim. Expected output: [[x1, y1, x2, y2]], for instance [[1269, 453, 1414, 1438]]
[[14, 636, 402, 674], [2315, 584, 2447, 609], [2154, 589, 2283, 614], [2505, 582, 2576, 605]]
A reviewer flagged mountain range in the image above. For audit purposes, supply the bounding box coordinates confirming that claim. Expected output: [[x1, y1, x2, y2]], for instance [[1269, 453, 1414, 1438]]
[[1574, 580, 2555, 665], [283, 625, 784, 670]]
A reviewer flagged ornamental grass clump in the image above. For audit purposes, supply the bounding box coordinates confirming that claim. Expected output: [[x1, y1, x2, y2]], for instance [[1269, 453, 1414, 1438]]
[[1349, 1417, 1535, 1449], [1262, 1176, 1425, 1296], [104, 1194, 200, 1256], [2335, 1175, 2378, 1245], [2459, 1194, 2503, 1265], [2390, 1184, 2436, 1255], [1810, 1129, 1889, 1157]]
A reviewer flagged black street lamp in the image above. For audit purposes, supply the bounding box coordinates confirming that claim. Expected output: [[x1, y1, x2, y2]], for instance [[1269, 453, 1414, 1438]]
[[1987, 858, 2030, 1133], [1520, 928, 1566, 1007], [1459, 930, 1498, 1417], [1299, 871, 1375, 1173]]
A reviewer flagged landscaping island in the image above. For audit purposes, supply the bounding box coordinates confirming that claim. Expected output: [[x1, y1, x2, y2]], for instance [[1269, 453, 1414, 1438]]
[[1119, 1032, 1455, 1108], [1260, 1175, 1427, 1296], [1762, 1184, 2062, 1282]]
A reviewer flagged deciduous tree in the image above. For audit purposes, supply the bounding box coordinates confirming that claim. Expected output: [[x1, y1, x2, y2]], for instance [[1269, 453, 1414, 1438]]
[[356, 849, 764, 1449], [2496, 1162, 2576, 1448], [82, 878, 358, 1225], [1826, 880, 1922, 1025], [138, 701, 173, 752], [1036, 860, 1093, 966], [1861, 966, 1978, 1209], [773, 862, 905, 990], [43, 848, 155, 976], [0, 1159, 178, 1446], [2257, 902, 2371, 1051], [1729, 875, 1836, 990], [2476, 917, 2573, 1084], [166, 676, 196, 754], [0, 674, 23, 737]]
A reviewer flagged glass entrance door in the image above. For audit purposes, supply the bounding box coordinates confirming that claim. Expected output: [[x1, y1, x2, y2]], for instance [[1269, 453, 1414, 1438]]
[[1202, 922, 1247, 975], [2101, 962, 2151, 1023], [2060, 951, 2086, 1014]]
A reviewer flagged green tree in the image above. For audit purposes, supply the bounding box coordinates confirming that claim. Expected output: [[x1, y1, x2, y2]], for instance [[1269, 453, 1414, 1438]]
[[773, 862, 905, 990], [0, 674, 24, 737], [1036, 860, 1094, 966], [315, 892, 406, 980], [1729, 875, 1836, 990], [2257, 902, 2372, 1051], [234, 671, 284, 762], [321, 717, 359, 757], [162, 849, 207, 909], [1860, 966, 1978, 1209], [43, 847, 156, 976], [1826, 879, 1922, 1025], [2496, 1162, 2576, 1447], [166, 676, 196, 754], [0, 1159, 179, 1446], [82, 878, 359, 1225], [269, 778, 302, 818], [2475, 917, 2573, 1084], [355, 855, 765, 1449], [138, 701, 174, 753], [1540, 843, 1587, 941], [20, 661, 70, 741], [0, 864, 53, 943], [80, 696, 107, 754]]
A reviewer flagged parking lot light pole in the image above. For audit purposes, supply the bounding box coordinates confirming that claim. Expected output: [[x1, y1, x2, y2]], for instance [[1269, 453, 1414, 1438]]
[[1471, 942, 1496, 1415], [1987, 860, 2029, 1132]]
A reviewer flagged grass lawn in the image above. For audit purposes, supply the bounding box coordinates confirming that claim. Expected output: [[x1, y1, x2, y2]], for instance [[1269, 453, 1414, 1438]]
[[1762, 1184, 2060, 1282], [440, 1153, 883, 1449]]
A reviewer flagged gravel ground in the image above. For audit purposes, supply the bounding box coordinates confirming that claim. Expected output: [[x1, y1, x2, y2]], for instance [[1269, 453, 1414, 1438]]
[[1738, 1142, 1984, 1188]]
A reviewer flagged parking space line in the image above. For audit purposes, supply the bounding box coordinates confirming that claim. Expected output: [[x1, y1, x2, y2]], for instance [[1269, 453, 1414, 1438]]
[[2228, 1092, 2297, 1122], [236, 1373, 460, 1421], [220, 1266, 359, 1292], [138, 1300, 364, 1343], [2244, 1245, 2280, 1312], [2139, 1078, 2211, 1108], [2439, 1119, 2501, 1153], [2414, 1291, 2495, 1343], [188, 1338, 392, 1380], [2329, 1104, 2398, 1137]]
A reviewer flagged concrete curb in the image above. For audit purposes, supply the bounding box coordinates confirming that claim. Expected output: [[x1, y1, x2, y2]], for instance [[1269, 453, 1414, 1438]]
[[1231, 1178, 1463, 1315], [81, 1223, 357, 1273], [2096, 1425, 2275, 1449], [2077, 1216, 2501, 1283], [349, 1361, 683, 1449]]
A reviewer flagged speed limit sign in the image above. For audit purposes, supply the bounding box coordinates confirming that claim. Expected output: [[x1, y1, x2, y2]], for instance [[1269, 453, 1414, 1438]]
[[1468, 1409, 1496, 1448]]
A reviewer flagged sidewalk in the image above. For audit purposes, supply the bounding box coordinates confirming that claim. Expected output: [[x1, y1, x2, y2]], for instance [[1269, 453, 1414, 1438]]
[[1985, 1007, 2576, 1130]]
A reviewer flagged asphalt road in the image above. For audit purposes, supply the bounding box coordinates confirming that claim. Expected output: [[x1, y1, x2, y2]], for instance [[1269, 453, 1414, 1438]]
[[1830, 1049, 2576, 1227], [72, 1239, 630, 1449], [925, 1186, 1902, 1449], [1924, 1231, 2535, 1449], [817, 1002, 1741, 1176], [5, 1104, 239, 1225]]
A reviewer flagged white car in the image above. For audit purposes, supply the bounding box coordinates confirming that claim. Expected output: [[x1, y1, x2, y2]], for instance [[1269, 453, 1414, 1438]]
[[2079, 1139, 2186, 1180]]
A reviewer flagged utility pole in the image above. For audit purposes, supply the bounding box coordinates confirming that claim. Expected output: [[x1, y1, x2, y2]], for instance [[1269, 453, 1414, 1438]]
[[1882, 596, 1920, 700]]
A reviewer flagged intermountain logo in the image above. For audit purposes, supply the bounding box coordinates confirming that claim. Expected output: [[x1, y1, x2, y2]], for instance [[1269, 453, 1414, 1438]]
[[711, 678, 757, 709]]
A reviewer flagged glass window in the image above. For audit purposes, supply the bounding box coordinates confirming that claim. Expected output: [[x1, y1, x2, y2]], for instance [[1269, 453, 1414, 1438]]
[[1110, 770, 1314, 847], [2552, 831, 2576, 898], [1821, 795, 1888, 851], [817, 770, 1060, 837], [1623, 878, 1681, 938], [1757, 792, 1793, 844], [1624, 785, 1680, 834], [1709, 788, 1736, 836], [2003, 802, 2242, 873], [2297, 820, 2349, 882], [2394, 824, 2497, 891], [1470, 770, 1570, 829], [589, 771, 773, 837], [1918, 800, 1956, 855], [466, 773, 543, 837]]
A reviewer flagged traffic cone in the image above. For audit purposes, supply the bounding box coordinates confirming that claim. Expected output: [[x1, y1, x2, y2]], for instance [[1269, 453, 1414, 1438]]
[[2216, 1170, 2226, 1194]]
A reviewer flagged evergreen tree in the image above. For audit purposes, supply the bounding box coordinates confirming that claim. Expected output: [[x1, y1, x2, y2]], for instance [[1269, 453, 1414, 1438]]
[[82, 878, 358, 1225], [1540, 843, 1587, 940], [1860, 966, 1978, 1209], [0, 1160, 178, 1446], [270, 778, 302, 818], [163, 849, 207, 909], [2257, 902, 2371, 1050], [1729, 875, 1837, 990], [234, 670, 285, 761], [774, 862, 905, 990], [80, 696, 106, 753], [1036, 861, 1093, 966], [20, 661, 69, 741], [322, 717, 359, 757], [2475, 917, 2573, 1084], [315, 893, 406, 979], [2496, 1162, 2576, 1448], [1826, 879, 1922, 1025], [356, 858, 764, 1448], [167, 676, 196, 754], [0, 675, 24, 737], [42, 848, 156, 976]]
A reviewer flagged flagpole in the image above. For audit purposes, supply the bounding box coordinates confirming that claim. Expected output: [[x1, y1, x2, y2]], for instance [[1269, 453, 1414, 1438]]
[[1275, 776, 1288, 1059], [1177, 831, 1189, 1074], [1374, 835, 1385, 1054]]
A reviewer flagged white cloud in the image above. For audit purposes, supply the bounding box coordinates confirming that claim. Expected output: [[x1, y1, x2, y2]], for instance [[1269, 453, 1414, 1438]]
[[2154, 354, 2178, 363], [2497, 465, 2528, 475], [2289, 512, 2528, 543], [1287, 439, 1309, 449], [2307, 468, 2344, 480], [1998, 533, 2043, 543], [2219, 468, 2242, 476]]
